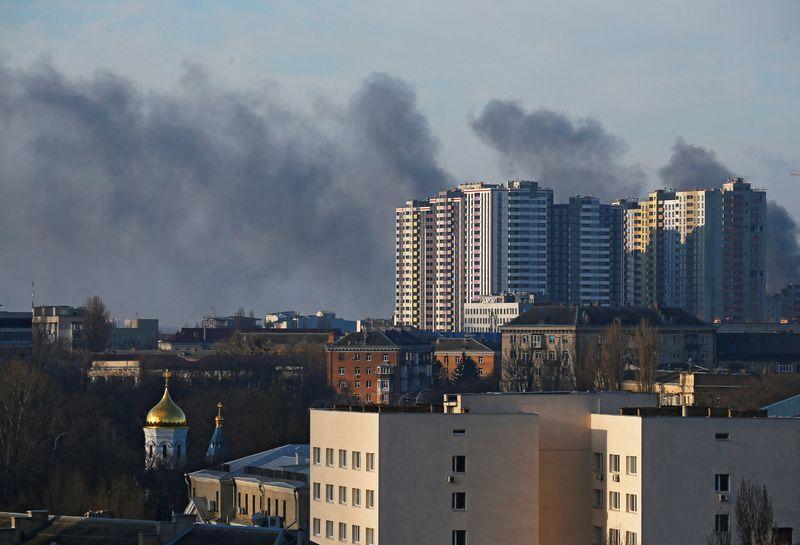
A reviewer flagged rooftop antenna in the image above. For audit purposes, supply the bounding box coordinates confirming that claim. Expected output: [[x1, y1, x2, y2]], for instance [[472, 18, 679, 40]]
[[31, 279, 35, 310]]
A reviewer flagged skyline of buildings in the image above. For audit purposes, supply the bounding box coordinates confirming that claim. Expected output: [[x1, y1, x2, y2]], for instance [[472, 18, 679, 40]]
[[395, 177, 768, 332]]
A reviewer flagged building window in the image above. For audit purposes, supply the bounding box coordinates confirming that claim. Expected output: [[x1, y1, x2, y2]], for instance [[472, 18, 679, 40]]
[[592, 526, 603, 545], [366, 354, 372, 361], [366, 380, 372, 388], [609, 454, 621, 473], [339, 485, 347, 504], [354, 367, 361, 376], [382, 354, 389, 362], [366, 452, 375, 471], [353, 353, 360, 361], [609, 491, 621, 510], [715, 514, 730, 533], [626, 493, 638, 513], [326, 520, 334, 539], [354, 380, 361, 388], [609, 529, 621, 545], [313, 518, 321, 536], [452, 530, 467, 545], [313, 447, 321, 465], [592, 489, 604, 508], [366, 528, 375, 545], [338, 367, 345, 375], [326, 484, 334, 503], [337, 353, 345, 361], [531, 335, 541, 348], [326, 448, 334, 467], [366, 489, 375, 509], [352, 488, 361, 507], [452, 492, 466, 511], [452, 429, 466, 436], [339, 449, 348, 468], [626, 455, 637, 475], [352, 451, 361, 469], [366, 366, 372, 373], [313, 482, 321, 501], [452, 455, 466, 473], [592, 452, 604, 472], [478, 356, 483, 364], [715, 432, 730, 441], [352, 525, 361, 544], [715, 474, 730, 493], [625, 531, 637, 545]]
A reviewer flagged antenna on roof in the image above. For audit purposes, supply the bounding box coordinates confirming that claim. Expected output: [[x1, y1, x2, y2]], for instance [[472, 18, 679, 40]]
[[31, 279, 35, 310]]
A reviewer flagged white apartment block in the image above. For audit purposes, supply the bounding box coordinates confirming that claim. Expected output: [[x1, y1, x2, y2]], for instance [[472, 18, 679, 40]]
[[311, 393, 800, 545], [463, 293, 534, 333]]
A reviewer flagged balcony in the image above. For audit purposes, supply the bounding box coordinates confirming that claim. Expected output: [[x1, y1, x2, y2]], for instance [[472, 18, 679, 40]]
[[377, 365, 395, 375]]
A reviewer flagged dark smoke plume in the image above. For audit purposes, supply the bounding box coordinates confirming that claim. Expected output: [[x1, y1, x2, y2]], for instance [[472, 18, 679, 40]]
[[658, 138, 800, 292], [470, 100, 645, 201], [0, 63, 449, 325]]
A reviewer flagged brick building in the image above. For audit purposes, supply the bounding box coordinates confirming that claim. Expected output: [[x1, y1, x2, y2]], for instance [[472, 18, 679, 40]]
[[433, 337, 501, 381], [325, 329, 434, 404]]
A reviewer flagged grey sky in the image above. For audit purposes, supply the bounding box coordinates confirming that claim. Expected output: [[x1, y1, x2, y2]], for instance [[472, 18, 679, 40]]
[[0, 1, 798, 325]]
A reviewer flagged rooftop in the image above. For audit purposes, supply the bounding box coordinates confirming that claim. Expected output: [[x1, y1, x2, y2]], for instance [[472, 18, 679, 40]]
[[329, 327, 433, 349], [189, 443, 309, 486], [504, 304, 710, 328], [433, 337, 500, 353]]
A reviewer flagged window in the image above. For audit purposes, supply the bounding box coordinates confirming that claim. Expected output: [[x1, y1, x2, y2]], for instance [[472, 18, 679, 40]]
[[715, 514, 730, 533], [592, 452, 604, 472], [326, 520, 334, 539], [715, 432, 730, 441], [313, 447, 321, 465], [366, 528, 375, 545], [313, 482, 321, 501], [337, 353, 345, 361], [452, 455, 466, 473], [626, 455, 637, 475], [326, 484, 334, 503], [626, 493, 638, 512], [452, 428, 466, 436], [715, 474, 730, 493], [354, 367, 361, 376], [592, 526, 603, 545], [625, 531, 637, 545], [452, 530, 467, 545], [352, 525, 361, 543], [609, 491, 621, 510], [339, 522, 347, 541], [339, 449, 348, 468], [326, 448, 334, 467], [366, 452, 375, 471], [313, 518, 321, 536], [592, 489, 604, 508], [366, 354, 372, 361], [338, 367, 345, 375], [352, 488, 361, 507], [382, 354, 389, 362], [352, 451, 361, 469], [452, 492, 466, 511], [532, 335, 542, 348], [366, 365, 372, 373], [366, 489, 375, 509], [339, 485, 347, 504], [609, 529, 621, 545], [353, 353, 360, 361], [609, 454, 621, 473], [478, 356, 483, 364]]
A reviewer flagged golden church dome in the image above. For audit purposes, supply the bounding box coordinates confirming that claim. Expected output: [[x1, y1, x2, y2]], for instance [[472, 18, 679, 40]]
[[145, 370, 187, 427]]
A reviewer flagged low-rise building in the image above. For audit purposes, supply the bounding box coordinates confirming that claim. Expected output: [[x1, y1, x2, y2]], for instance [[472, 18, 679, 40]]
[[621, 370, 761, 408], [433, 337, 501, 380], [0, 311, 32, 360], [325, 328, 434, 404], [109, 318, 159, 350], [717, 332, 800, 374], [32, 305, 85, 350], [266, 311, 357, 333], [187, 444, 309, 532], [310, 392, 800, 545], [463, 293, 535, 333]]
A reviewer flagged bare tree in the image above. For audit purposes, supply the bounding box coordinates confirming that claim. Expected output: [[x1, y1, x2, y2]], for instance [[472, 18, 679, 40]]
[[735, 479, 775, 545], [707, 524, 732, 545], [83, 296, 111, 353], [597, 320, 626, 391], [502, 338, 534, 392], [633, 319, 659, 393], [571, 334, 598, 390]]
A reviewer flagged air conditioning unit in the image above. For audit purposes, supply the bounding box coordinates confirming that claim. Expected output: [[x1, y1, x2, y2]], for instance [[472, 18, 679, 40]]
[[718, 493, 728, 502], [447, 475, 457, 483], [612, 474, 621, 482], [595, 473, 604, 481]]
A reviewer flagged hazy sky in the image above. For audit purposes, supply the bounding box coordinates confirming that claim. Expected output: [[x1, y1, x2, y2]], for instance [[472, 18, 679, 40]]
[[1, 1, 799, 326]]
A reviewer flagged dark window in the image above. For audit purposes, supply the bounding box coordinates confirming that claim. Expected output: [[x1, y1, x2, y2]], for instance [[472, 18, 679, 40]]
[[162, 444, 168, 458], [452, 455, 466, 473], [452, 429, 466, 436], [715, 432, 730, 441], [452, 530, 467, 545], [715, 474, 730, 492], [283, 500, 287, 517], [715, 514, 729, 533], [452, 492, 466, 510]]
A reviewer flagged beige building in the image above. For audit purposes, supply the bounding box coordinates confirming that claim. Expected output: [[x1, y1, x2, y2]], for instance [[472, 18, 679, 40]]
[[187, 444, 309, 531], [312, 393, 800, 545]]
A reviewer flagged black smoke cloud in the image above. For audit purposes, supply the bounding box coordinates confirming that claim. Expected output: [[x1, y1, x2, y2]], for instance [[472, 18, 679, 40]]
[[0, 63, 450, 325], [658, 138, 800, 292], [470, 100, 645, 202]]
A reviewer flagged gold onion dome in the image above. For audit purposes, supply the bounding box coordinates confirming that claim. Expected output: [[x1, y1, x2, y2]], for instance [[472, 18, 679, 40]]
[[145, 370, 187, 427]]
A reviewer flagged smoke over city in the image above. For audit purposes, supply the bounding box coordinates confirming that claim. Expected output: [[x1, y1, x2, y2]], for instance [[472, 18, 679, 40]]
[[0, 63, 450, 325], [470, 100, 646, 202]]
